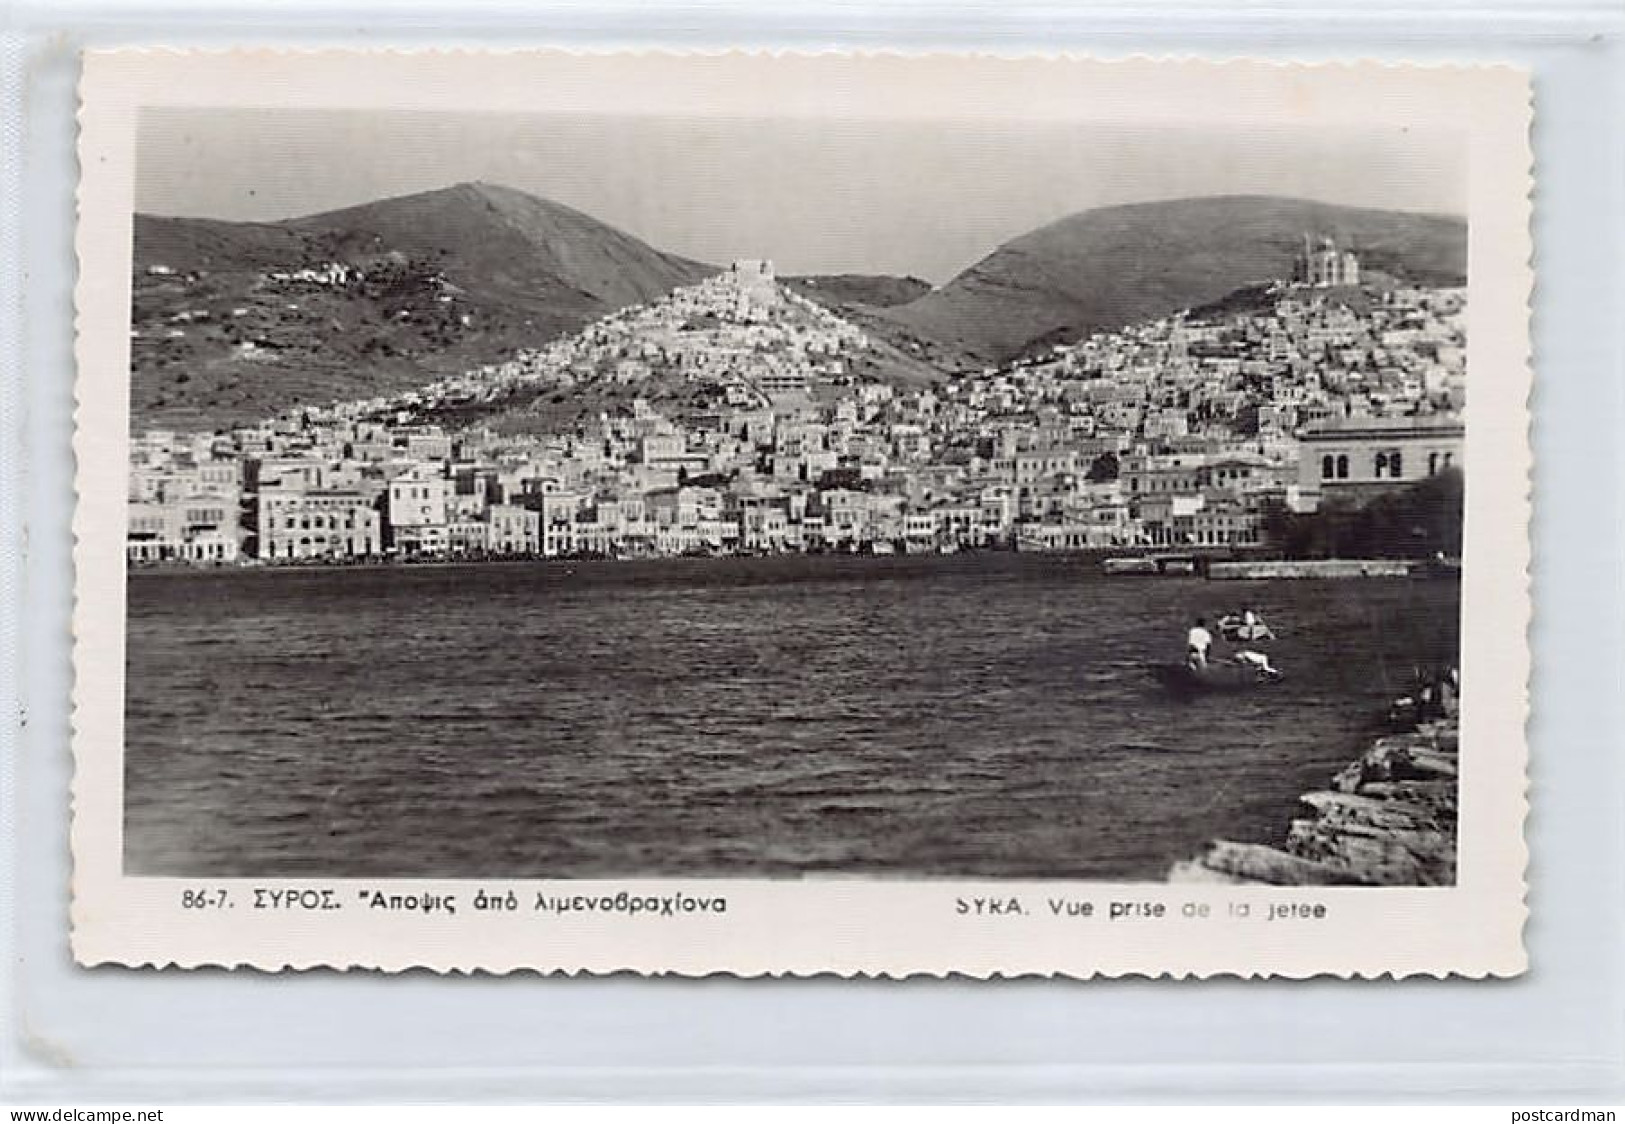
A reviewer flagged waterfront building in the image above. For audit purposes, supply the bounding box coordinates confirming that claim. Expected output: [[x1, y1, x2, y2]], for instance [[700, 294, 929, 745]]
[[737, 496, 792, 553], [128, 256, 1468, 566], [1014, 519, 1117, 552], [902, 510, 938, 551], [126, 501, 185, 562], [447, 519, 489, 556], [486, 504, 540, 555], [1296, 415, 1464, 511], [528, 490, 584, 557], [256, 489, 382, 560], [180, 527, 241, 564], [386, 470, 449, 540], [1191, 499, 1264, 548], [392, 522, 450, 557], [126, 487, 245, 563]]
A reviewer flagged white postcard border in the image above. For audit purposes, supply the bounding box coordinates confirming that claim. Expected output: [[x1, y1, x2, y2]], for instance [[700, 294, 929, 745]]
[[70, 50, 1532, 978]]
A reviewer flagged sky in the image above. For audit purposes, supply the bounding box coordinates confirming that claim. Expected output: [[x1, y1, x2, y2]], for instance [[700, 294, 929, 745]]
[[136, 108, 1466, 284]]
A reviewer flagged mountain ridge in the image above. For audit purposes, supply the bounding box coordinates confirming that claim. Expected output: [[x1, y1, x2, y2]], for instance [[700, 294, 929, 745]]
[[130, 182, 719, 431], [885, 194, 1467, 361], [130, 185, 1467, 433], [287, 181, 715, 311]]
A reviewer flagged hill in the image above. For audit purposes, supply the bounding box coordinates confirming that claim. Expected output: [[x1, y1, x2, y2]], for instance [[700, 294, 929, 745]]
[[290, 182, 710, 315], [784, 273, 981, 381], [130, 182, 714, 431], [373, 263, 952, 436], [886, 196, 1467, 361]]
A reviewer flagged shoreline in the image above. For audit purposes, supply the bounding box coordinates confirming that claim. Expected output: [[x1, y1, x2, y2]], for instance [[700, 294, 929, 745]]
[[124, 548, 1027, 577], [125, 550, 1457, 578], [1168, 713, 1459, 886]]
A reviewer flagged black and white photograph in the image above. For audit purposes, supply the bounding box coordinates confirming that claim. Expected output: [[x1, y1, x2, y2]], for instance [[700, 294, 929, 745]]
[[120, 103, 1469, 886], [67, 50, 1531, 977]]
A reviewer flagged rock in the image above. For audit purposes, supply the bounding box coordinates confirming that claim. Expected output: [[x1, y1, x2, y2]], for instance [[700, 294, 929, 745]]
[[1407, 748, 1459, 779], [1333, 760, 1368, 794], [1298, 790, 1445, 832], [1416, 719, 1460, 752], [1191, 840, 1369, 885], [1338, 734, 1459, 787], [1171, 716, 1460, 887], [1286, 820, 1456, 885], [1358, 778, 1457, 810], [1167, 859, 1256, 884]]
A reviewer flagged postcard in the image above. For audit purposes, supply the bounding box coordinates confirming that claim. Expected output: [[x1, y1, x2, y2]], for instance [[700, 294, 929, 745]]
[[72, 50, 1531, 976]]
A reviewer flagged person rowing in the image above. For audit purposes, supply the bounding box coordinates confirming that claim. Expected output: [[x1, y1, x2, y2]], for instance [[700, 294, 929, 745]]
[[1186, 616, 1214, 669], [1219, 607, 1275, 642]]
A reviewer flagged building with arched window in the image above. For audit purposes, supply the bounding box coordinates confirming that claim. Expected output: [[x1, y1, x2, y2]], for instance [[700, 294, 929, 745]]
[[1296, 416, 1464, 511], [1318, 452, 1351, 481]]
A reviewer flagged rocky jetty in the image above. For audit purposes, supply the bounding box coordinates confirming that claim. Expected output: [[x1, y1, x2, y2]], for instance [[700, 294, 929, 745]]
[[1169, 717, 1459, 886]]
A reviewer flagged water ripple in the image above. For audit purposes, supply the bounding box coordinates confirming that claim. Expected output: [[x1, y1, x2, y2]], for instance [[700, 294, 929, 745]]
[[124, 554, 1460, 879]]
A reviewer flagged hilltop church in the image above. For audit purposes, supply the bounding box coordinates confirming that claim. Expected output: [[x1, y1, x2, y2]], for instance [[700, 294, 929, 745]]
[[1295, 234, 1361, 288]]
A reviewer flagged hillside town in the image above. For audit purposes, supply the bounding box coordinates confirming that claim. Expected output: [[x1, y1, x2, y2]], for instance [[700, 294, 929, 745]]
[[126, 244, 1468, 566]]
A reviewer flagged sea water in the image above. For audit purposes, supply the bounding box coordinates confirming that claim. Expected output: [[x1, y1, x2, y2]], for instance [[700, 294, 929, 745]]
[[124, 554, 1460, 880]]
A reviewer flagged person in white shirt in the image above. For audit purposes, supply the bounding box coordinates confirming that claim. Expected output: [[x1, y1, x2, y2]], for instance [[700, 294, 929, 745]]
[[1186, 617, 1213, 668], [1234, 648, 1282, 679]]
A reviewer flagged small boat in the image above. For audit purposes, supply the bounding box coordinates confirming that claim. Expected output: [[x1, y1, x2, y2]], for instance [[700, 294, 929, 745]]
[[1151, 660, 1283, 695], [1216, 615, 1275, 642]]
